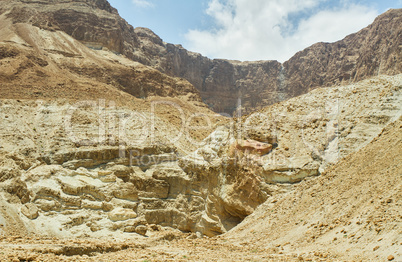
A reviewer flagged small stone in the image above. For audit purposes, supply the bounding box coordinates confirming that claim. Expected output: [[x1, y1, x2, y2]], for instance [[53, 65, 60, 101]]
[[373, 246, 380, 251], [108, 208, 137, 221], [135, 225, 147, 236], [123, 226, 136, 233], [150, 224, 161, 231], [387, 255, 394, 261], [21, 203, 39, 220]]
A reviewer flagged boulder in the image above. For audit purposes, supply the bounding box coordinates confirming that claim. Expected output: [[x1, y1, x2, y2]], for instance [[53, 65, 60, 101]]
[[235, 139, 273, 155], [135, 225, 147, 236], [108, 208, 137, 222], [21, 203, 39, 220]]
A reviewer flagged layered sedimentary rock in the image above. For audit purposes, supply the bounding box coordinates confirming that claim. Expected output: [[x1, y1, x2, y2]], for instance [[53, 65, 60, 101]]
[[225, 118, 402, 262], [1, 74, 400, 238], [0, 0, 402, 240], [136, 10, 402, 114], [3, 0, 400, 114]]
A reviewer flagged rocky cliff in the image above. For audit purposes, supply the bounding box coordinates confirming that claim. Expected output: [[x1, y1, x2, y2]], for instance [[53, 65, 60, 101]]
[[1, 72, 400, 238], [1, 1, 402, 255], [135, 10, 402, 114], [2, 0, 400, 114], [0, 1, 401, 259], [225, 117, 402, 261], [284, 9, 402, 98]]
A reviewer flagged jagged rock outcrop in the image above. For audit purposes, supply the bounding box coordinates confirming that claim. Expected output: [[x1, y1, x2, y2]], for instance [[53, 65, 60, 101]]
[[1, 0, 400, 114], [135, 10, 402, 114], [0, 1, 202, 103], [0, 74, 400, 238], [225, 117, 402, 261], [0, 0, 401, 242], [283, 9, 402, 98]]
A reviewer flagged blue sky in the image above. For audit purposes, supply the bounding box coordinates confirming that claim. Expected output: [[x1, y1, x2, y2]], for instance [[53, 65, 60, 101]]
[[108, 0, 401, 62]]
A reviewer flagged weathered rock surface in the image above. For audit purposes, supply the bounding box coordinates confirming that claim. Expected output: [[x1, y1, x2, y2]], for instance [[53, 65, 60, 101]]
[[0, 2, 202, 103], [225, 117, 402, 262], [0, 0, 401, 251], [108, 208, 137, 222], [138, 10, 402, 114], [234, 139, 273, 156], [21, 203, 39, 220], [1, 0, 399, 114], [0, 1, 400, 260], [0, 74, 400, 238]]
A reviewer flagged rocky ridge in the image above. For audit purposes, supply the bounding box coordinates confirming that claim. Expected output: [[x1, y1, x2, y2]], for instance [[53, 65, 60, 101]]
[[1, 0, 400, 114], [136, 10, 402, 114], [225, 117, 402, 261], [2, 9, 400, 236], [0, 74, 400, 261], [1, 73, 400, 238], [0, 1, 401, 260]]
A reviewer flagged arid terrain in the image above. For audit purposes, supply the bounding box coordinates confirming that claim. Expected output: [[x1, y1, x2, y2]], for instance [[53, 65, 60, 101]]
[[0, 0, 401, 261]]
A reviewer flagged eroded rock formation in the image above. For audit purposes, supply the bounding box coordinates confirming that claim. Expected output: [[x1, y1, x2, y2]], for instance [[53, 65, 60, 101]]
[[1, 74, 400, 238], [0, 0, 401, 242], [1, 1, 400, 114]]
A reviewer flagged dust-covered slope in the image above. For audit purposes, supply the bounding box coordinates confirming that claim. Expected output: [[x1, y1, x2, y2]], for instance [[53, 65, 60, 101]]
[[0, 3, 229, 239], [0, 118, 400, 261], [0, 8, 202, 104], [225, 117, 402, 261], [0, 0, 401, 251]]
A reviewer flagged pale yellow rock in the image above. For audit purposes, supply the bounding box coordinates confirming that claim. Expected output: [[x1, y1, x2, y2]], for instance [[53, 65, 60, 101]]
[[135, 225, 147, 236], [99, 174, 117, 183], [98, 170, 113, 176], [21, 203, 39, 220], [82, 200, 103, 210], [108, 208, 137, 222]]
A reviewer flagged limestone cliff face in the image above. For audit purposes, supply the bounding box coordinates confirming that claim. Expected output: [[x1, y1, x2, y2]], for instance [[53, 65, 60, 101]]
[[3, 0, 139, 56], [2, 0, 400, 114], [133, 9, 402, 114], [133, 28, 284, 114], [283, 9, 402, 98]]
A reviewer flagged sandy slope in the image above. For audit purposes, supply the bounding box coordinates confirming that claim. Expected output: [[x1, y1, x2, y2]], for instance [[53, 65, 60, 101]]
[[225, 117, 402, 261], [0, 1, 401, 260], [0, 119, 400, 262]]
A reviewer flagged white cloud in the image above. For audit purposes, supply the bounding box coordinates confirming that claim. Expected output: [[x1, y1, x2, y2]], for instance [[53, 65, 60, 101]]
[[132, 0, 154, 8], [185, 0, 378, 62]]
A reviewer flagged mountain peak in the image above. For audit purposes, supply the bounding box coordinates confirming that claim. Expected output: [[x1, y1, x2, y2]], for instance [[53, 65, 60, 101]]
[[2, 0, 400, 115]]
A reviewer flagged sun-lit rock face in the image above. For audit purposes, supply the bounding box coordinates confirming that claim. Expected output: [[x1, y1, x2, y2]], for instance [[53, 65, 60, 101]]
[[0, 0, 401, 246], [234, 139, 273, 156], [1, 73, 400, 238], [135, 9, 402, 114], [2, 1, 400, 115]]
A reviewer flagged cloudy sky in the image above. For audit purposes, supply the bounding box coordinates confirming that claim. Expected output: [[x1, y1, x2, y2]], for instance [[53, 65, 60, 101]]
[[108, 0, 401, 62]]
